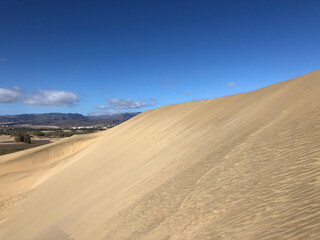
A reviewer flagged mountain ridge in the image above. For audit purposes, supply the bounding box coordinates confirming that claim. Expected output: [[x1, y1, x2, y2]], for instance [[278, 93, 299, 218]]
[[0, 112, 140, 128]]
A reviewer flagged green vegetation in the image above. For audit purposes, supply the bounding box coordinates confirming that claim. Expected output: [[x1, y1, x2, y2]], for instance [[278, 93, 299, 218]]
[[14, 133, 32, 144], [0, 127, 105, 156], [0, 127, 104, 139]]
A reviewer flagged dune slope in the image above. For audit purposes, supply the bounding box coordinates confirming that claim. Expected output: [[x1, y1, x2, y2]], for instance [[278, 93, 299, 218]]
[[0, 70, 320, 239], [0, 132, 103, 214]]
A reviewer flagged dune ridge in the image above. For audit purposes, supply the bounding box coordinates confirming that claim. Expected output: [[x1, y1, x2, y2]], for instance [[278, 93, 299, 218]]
[[0, 132, 104, 214], [0, 70, 320, 239]]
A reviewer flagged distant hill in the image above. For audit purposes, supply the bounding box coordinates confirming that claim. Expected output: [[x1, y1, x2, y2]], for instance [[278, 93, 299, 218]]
[[0, 112, 140, 128]]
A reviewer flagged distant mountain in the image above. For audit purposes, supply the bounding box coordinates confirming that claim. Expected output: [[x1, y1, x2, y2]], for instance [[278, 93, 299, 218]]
[[87, 112, 140, 126], [88, 112, 140, 121], [0, 112, 140, 128]]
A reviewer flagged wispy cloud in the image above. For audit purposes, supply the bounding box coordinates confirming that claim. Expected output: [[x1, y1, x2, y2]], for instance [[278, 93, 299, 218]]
[[91, 97, 158, 116], [107, 98, 158, 109], [228, 82, 236, 87], [0, 58, 7, 62], [192, 97, 207, 102], [184, 92, 191, 96], [97, 87, 107, 92], [162, 77, 174, 89], [148, 97, 158, 102], [0, 87, 21, 103], [22, 90, 79, 106]]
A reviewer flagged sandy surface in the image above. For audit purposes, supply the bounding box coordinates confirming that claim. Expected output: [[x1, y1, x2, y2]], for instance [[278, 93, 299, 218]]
[[0, 132, 104, 216], [0, 135, 59, 144], [0, 71, 320, 239], [0, 135, 15, 143]]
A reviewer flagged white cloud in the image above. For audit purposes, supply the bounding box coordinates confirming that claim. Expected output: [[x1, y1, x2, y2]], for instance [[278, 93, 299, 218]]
[[90, 97, 158, 115], [228, 82, 236, 87], [22, 90, 79, 106], [0, 87, 79, 107], [0, 87, 21, 103], [107, 98, 157, 110], [166, 85, 173, 89], [184, 92, 191, 96]]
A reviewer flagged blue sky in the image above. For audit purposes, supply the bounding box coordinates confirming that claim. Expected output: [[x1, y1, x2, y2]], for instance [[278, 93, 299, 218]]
[[1, 0, 319, 115]]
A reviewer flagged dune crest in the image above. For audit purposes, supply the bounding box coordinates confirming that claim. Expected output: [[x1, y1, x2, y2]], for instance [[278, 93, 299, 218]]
[[0, 132, 104, 214], [1, 71, 320, 239]]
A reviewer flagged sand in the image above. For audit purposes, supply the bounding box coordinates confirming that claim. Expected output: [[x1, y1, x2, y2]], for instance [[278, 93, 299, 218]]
[[0, 70, 320, 239], [0, 132, 104, 215], [0, 135, 15, 143]]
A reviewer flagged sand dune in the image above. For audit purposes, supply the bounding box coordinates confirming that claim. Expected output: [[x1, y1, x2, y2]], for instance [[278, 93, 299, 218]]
[[0, 132, 104, 215], [0, 70, 320, 239]]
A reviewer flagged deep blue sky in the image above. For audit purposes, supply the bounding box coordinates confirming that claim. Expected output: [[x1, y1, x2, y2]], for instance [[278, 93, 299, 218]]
[[1, 0, 319, 115]]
